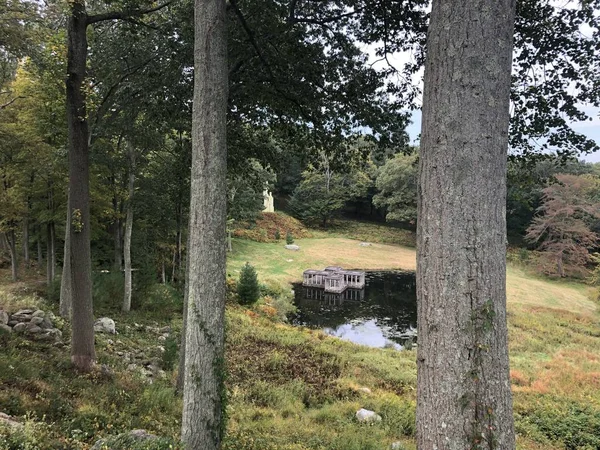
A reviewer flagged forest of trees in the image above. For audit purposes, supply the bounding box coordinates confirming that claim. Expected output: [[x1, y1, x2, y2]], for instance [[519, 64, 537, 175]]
[[1, 0, 599, 447]]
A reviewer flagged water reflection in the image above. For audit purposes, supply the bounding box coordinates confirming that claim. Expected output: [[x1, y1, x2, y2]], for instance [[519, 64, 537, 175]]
[[292, 271, 417, 350]]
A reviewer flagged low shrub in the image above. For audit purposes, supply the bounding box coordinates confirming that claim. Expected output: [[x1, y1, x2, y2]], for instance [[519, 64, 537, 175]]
[[286, 232, 294, 245]]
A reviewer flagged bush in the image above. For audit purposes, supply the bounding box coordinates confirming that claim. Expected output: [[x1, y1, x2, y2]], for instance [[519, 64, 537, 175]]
[[237, 262, 260, 305], [274, 229, 281, 240], [286, 232, 294, 245], [162, 334, 179, 371]]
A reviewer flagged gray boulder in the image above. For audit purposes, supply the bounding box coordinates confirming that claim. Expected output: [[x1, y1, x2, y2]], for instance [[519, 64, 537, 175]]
[[356, 408, 382, 423], [94, 317, 116, 334], [285, 244, 300, 251], [0, 324, 12, 333], [13, 322, 27, 333], [90, 429, 158, 450], [31, 310, 45, 318]]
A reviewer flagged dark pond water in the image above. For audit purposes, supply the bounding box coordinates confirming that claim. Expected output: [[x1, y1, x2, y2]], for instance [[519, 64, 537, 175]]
[[291, 271, 417, 350]]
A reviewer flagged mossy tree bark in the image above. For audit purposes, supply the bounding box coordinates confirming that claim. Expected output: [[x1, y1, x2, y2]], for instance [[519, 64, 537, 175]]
[[181, 0, 228, 447], [416, 0, 517, 448], [66, 0, 96, 372]]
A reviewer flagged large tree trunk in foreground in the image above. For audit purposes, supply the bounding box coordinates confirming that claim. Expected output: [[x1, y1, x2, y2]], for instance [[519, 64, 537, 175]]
[[60, 212, 72, 318], [66, 0, 95, 372], [122, 142, 135, 312], [416, 0, 516, 448], [181, 0, 228, 447]]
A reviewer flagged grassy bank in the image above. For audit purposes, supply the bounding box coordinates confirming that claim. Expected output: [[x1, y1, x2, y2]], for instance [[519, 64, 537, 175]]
[[2, 231, 600, 449]]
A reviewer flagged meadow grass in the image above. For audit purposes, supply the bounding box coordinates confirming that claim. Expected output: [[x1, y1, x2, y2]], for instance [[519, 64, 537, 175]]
[[1, 230, 600, 449]]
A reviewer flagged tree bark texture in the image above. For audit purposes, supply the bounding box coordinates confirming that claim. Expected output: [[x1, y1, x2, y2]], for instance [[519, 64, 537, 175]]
[[22, 219, 29, 267], [416, 0, 516, 448], [66, 0, 96, 371], [60, 204, 72, 318], [46, 222, 56, 286], [122, 142, 135, 312], [6, 231, 17, 281], [181, 0, 228, 447]]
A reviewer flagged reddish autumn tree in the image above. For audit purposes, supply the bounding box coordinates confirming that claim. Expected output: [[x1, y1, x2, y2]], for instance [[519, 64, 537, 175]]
[[526, 174, 600, 277]]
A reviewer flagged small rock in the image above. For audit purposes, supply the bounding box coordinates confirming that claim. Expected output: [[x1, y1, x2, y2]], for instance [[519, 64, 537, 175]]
[[359, 242, 372, 247], [116, 351, 124, 356], [106, 339, 114, 345], [157, 334, 167, 342], [391, 442, 403, 450], [0, 324, 12, 333], [11, 314, 31, 322], [94, 317, 116, 334], [157, 346, 165, 353], [285, 244, 300, 251], [26, 326, 42, 334], [30, 316, 44, 326], [39, 318, 54, 330], [7, 320, 17, 326], [0, 412, 22, 428], [15, 309, 34, 315], [13, 322, 27, 333], [358, 387, 372, 394], [356, 408, 382, 423], [127, 363, 138, 371], [31, 310, 45, 318], [159, 326, 171, 333], [0, 310, 8, 325], [286, 259, 294, 262], [90, 429, 157, 450]]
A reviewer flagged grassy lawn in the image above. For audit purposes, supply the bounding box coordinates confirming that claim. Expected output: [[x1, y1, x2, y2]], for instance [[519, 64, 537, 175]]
[[1, 231, 600, 449]]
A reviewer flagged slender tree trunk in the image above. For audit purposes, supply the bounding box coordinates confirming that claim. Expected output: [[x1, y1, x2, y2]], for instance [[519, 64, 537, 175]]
[[36, 227, 42, 268], [66, 0, 95, 371], [181, 0, 228, 446], [60, 210, 72, 318], [113, 192, 122, 270], [416, 0, 516, 448], [557, 252, 565, 277], [6, 231, 17, 282], [122, 142, 135, 312], [46, 222, 56, 286], [161, 259, 166, 284], [227, 230, 232, 252], [22, 219, 29, 267]]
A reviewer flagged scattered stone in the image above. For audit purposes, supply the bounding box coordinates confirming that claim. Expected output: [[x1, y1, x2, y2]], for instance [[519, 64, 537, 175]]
[[116, 351, 124, 356], [94, 317, 116, 334], [90, 429, 157, 450], [39, 318, 54, 329], [359, 242, 372, 247], [356, 408, 382, 423], [157, 334, 167, 342], [0, 412, 22, 428], [15, 309, 34, 315], [26, 326, 42, 334], [127, 363, 138, 371], [286, 259, 294, 262], [7, 320, 17, 326], [0, 310, 8, 325], [391, 442, 403, 450], [358, 387, 372, 394], [31, 310, 45, 318], [159, 326, 171, 333], [106, 339, 114, 345], [285, 244, 300, 251], [0, 324, 12, 333], [30, 316, 44, 326], [13, 322, 26, 333]]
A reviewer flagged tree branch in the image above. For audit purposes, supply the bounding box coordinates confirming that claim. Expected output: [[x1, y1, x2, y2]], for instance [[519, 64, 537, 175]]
[[0, 96, 24, 110], [87, 1, 172, 25]]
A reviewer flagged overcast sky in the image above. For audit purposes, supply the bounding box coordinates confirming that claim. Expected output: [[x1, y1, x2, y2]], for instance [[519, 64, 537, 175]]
[[405, 107, 600, 163]]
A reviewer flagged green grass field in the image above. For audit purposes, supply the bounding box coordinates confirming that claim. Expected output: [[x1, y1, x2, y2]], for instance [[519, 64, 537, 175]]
[[1, 227, 600, 449]]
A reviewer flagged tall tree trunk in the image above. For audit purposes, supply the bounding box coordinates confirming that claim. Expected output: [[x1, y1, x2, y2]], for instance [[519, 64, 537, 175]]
[[6, 231, 17, 282], [60, 211, 72, 318], [113, 192, 122, 270], [181, 0, 228, 446], [36, 227, 42, 268], [66, 0, 95, 371], [46, 222, 56, 286], [177, 234, 191, 393], [22, 218, 29, 267], [122, 142, 135, 312], [161, 259, 166, 284], [416, 0, 516, 448]]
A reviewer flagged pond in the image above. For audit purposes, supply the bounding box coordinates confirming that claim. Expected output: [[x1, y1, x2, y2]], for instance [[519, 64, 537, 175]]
[[291, 271, 417, 350]]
